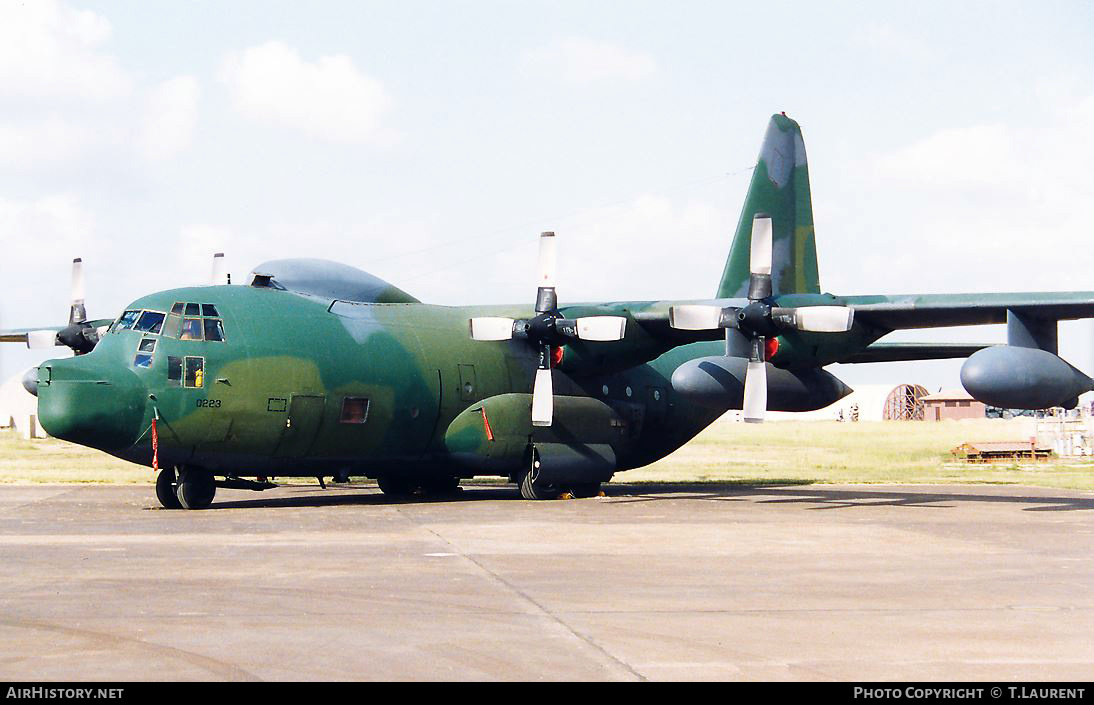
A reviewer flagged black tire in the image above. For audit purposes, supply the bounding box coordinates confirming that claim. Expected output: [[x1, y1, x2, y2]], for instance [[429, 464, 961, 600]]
[[421, 475, 461, 496], [568, 482, 602, 499], [519, 470, 560, 501], [155, 468, 182, 509], [175, 468, 216, 510], [377, 475, 417, 498]]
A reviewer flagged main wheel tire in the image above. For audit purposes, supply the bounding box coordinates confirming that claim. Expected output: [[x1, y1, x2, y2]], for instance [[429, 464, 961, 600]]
[[421, 475, 461, 496], [377, 475, 417, 498], [519, 471, 561, 500], [568, 482, 602, 499], [175, 468, 216, 510], [155, 469, 182, 509]]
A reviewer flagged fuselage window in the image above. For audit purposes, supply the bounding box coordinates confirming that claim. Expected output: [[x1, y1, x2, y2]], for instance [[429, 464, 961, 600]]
[[134, 338, 157, 368], [180, 318, 203, 341], [184, 357, 204, 388], [167, 356, 182, 385], [133, 311, 166, 334], [203, 318, 225, 342], [340, 397, 370, 424], [114, 310, 140, 332]]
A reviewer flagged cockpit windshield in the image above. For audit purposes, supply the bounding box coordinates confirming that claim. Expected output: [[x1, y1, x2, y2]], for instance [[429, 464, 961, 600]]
[[170, 302, 225, 342], [132, 311, 166, 334]]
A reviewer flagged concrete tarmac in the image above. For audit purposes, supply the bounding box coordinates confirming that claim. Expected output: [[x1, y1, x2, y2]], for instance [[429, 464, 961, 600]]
[[1, 482, 1093, 681]]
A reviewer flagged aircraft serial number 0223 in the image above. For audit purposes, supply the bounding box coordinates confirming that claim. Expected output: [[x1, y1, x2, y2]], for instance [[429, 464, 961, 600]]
[[3, 114, 1092, 509]]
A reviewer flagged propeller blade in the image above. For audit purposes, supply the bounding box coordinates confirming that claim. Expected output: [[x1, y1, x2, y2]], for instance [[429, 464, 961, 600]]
[[531, 367, 554, 427], [469, 317, 516, 341], [749, 215, 772, 276], [575, 316, 627, 341], [742, 360, 767, 423], [26, 330, 59, 349], [669, 305, 724, 331], [210, 252, 225, 286], [69, 258, 86, 325], [793, 306, 855, 333], [535, 231, 558, 313], [747, 215, 773, 301]]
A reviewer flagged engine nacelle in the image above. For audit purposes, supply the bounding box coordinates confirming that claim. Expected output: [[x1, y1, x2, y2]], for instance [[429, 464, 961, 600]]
[[960, 346, 1093, 410], [671, 357, 852, 411]]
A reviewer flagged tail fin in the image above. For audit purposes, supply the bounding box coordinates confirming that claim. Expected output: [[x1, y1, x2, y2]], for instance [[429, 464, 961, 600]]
[[716, 114, 820, 299]]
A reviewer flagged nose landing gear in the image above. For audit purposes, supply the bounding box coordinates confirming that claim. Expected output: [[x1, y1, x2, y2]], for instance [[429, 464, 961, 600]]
[[155, 466, 216, 510]]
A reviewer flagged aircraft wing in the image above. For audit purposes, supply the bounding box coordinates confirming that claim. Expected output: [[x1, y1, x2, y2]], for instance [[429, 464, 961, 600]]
[[839, 342, 991, 364], [844, 292, 1094, 331]]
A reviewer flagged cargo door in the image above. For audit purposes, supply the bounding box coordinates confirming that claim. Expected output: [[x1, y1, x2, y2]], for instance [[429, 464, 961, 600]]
[[275, 394, 326, 457]]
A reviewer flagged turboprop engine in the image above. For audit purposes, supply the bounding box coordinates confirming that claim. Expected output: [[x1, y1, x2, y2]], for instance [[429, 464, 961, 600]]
[[960, 346, 1093, 410]]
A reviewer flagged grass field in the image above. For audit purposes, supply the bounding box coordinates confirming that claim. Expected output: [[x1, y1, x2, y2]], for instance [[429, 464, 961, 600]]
[[1, 418, 1092, 489]]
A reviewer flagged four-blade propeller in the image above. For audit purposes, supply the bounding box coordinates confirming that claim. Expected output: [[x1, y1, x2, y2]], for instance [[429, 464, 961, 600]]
[[668, 214, 855, 423], [468, 232, 628, 427]]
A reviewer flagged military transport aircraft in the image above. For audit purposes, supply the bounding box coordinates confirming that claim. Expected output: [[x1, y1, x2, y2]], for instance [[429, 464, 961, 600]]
[[3, 114, 1092, 509]]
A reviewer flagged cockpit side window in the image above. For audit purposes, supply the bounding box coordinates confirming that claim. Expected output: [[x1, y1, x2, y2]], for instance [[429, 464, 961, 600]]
[[203, 319, 225, 342], [113, 310, 140, 332]]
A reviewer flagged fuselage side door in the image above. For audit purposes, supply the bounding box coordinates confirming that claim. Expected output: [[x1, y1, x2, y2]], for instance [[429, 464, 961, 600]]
[[274, 394, 326, 457]]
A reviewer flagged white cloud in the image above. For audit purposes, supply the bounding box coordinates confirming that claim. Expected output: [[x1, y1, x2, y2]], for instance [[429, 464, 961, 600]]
[[875, 124, 1023, 192], [825, 94, 1094, 296], [219, 41, 393, 144], [139, 76, 200, 161], [0, 0, 130, 102], [522, 37, 657, 85], [0, 117, 98, 165]]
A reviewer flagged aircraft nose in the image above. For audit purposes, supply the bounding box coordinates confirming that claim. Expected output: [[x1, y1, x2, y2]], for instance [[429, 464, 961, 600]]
[[22, 367, 38, 397], [37, 356, 147, 451]]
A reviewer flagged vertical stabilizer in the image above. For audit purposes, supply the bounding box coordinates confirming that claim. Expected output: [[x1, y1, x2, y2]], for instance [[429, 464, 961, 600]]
[[716, 114, 820, 298]]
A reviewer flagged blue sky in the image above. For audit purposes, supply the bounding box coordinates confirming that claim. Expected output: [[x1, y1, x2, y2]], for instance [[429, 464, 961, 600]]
[[1, 0, 1092, 391]]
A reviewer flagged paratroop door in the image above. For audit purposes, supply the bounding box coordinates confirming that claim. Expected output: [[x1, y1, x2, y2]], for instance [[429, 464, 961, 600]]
[[275, 394, 325, 457]]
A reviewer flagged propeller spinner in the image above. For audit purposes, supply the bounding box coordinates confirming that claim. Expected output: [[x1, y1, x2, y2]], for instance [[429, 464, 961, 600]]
[[468, 232, 628, 427], [669, 214, 855, 423]]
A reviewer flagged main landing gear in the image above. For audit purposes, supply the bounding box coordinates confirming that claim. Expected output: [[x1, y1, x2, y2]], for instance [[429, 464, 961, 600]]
[[156, 467, 216, 510], [517, 448, 603, 500]]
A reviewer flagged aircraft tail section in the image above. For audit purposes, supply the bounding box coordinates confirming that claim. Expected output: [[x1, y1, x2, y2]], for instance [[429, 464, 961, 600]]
[[716, 114, 820, 298]]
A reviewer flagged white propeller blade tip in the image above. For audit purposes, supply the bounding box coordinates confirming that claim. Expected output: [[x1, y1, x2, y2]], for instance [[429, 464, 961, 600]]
[[576, 316, 627, 341], [531, 368, 553, 426], [26, 330, 58, 349], [669, 305, 723, 331], [796, 306, 854, 333], [469, 317, 515, 341]]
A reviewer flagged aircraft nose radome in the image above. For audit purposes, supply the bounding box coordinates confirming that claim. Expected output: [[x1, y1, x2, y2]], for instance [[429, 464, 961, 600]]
[[37, 358, 147, 451], [21, 367, 38, 397]]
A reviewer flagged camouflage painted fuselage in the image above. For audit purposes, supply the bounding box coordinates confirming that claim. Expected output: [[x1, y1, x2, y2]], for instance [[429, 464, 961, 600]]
[[35, 285, 751, 479]]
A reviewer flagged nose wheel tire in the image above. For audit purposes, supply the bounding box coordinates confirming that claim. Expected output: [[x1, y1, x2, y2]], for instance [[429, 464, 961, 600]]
[[175, 468, 216, 510], [155, 469, 182, 509]]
